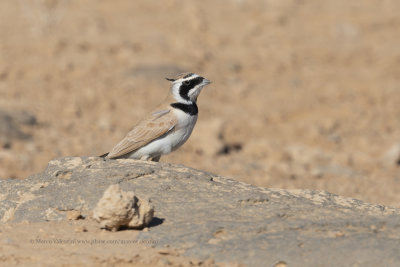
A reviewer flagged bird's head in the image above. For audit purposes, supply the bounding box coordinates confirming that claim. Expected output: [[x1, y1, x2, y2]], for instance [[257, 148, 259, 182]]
[[167, 73, 211, 103]]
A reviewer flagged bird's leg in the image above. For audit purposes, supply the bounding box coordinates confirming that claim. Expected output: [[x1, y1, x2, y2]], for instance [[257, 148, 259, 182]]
[[151, 155, 161, 162]]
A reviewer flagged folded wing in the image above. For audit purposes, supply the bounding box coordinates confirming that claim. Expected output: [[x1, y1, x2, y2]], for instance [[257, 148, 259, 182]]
[[107, 109, 176, 159]]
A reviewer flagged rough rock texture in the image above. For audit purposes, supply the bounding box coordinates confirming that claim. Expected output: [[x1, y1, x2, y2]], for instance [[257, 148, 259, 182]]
[[93, 184, 154, 231], [1, 157, 400, 266]]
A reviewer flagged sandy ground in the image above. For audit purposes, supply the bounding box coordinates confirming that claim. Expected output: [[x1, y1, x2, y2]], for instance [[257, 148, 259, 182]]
[[1, 0, 400, 264], [0, 218, 222, 267]]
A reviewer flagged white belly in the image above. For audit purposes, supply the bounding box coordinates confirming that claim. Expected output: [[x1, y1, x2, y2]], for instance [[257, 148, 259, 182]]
[[128, 113, 197, 159]]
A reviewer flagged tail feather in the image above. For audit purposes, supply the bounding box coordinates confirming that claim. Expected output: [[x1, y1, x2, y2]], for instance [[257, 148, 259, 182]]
[[99, 152, 109, 158]]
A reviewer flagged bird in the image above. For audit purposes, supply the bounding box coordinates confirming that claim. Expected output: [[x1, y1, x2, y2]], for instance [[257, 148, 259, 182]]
[[100, 72, 211, 162]]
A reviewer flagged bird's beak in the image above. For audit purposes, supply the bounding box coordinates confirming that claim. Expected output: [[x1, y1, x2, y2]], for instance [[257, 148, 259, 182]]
[[203, 79, 212, 85]]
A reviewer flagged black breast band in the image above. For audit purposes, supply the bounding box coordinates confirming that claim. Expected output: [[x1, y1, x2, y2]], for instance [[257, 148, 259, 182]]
[[170, 102, 198, 115]]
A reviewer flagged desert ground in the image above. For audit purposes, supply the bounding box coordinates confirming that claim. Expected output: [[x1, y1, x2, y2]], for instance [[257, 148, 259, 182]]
[[1, 0, 400, 264]]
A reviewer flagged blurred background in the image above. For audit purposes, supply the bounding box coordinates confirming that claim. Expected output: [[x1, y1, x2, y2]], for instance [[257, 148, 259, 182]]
[[1, 0, 400, 207]]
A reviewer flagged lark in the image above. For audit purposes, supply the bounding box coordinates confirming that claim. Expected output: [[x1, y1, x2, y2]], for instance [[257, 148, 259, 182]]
[[101, 73, 211, 162]]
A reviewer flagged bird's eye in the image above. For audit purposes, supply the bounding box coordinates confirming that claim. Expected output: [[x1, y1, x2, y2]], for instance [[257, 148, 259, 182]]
[[183, 80, 190, 85]]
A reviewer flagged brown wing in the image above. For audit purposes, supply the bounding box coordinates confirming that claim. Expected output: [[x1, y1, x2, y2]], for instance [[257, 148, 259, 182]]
[[107, 109, 176, 159]]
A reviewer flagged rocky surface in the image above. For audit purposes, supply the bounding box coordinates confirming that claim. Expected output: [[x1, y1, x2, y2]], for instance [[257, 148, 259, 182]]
[[1, 157, 400, 266]]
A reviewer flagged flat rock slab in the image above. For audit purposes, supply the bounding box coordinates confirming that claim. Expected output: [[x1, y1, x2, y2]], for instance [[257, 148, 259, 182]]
[[1, 157, 400, 266]]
